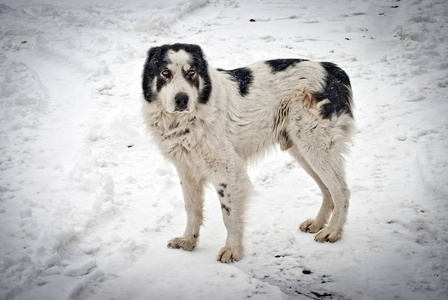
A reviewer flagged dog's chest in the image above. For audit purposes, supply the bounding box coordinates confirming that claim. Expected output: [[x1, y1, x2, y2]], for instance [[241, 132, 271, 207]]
[[152, 117, 204, 161]]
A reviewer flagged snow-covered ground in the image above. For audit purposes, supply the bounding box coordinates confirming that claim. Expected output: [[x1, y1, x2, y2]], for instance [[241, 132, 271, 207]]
[[1, 0, 447, 299]]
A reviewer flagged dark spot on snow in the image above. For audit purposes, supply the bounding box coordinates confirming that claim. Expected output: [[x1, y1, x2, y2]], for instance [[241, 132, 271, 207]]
[[275, 254, 291, 258], [302, 269, 312, 275], [250, 19, 256, 22], [311, 291, 333, 298]]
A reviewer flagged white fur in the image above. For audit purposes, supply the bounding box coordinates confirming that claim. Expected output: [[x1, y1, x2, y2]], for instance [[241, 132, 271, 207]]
[[142, 49, 355, 263], [158, 50, 199, 113]]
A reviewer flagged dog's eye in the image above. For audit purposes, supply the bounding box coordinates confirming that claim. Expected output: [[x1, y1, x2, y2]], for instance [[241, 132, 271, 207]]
[[161, 69, 172, 78], [186, 69, 196, 79]]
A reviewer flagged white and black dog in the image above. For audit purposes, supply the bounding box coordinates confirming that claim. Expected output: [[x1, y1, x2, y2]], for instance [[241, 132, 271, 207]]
[[141, 43, 354, 263]]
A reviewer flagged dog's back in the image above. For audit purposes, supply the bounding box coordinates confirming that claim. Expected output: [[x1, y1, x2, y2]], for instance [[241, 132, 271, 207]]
[[209, 59, 353, 163]]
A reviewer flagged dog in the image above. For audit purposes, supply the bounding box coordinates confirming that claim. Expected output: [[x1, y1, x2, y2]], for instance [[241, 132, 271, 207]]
[[141, 43, 355, 263]]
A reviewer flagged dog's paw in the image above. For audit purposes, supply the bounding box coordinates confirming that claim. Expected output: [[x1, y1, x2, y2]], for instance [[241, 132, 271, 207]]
[[217, 246, 243, 263], [167, 237, 196, 251], [314, 227, 342, 243], [299, 219, 324, 233]]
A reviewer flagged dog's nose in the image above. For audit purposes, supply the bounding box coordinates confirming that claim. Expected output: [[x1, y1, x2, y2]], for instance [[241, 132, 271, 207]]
[[174, 93, 189, 111]]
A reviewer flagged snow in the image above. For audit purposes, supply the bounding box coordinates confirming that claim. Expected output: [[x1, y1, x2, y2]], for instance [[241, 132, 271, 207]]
[[0, 0, 447, 299]]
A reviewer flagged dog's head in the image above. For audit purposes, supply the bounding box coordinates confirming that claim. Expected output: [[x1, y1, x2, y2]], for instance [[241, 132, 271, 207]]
[[142, 43, 212, 114]]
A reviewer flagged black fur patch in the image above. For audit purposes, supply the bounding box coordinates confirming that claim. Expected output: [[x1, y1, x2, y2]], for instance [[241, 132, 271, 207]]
[[183, 70, 200, 90], [265, 59, 307, 74], [142, 47, 160, 102], [218, 67, 253, 96], [317, 62, 353, 119], [142, 43, 212, 103], [221, 204, 231, 216], [156, 76, 166, 92], [218, 190, 224, 197]]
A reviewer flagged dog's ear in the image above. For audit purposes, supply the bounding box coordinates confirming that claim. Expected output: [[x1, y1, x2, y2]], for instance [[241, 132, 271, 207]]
[[146, 47, 159, 64], [189, 44, 205, 61], [188, 44, 208, 70], [142, 47, 160, 102], [187, 45, 212, 104]]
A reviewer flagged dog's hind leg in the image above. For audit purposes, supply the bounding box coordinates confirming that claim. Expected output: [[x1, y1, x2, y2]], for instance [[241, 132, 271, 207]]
[[288, 145, 333, 234], [290, 111, 354, 242], [299, 141, 351, 242], [168, 163, 205, 251], [301, 148, 350, 242], [313, 166, 350, 243]]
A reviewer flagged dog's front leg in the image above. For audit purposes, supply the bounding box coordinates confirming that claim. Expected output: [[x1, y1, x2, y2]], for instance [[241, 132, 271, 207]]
[[213, 168, 252, 263], [167, 164, 205, 251]]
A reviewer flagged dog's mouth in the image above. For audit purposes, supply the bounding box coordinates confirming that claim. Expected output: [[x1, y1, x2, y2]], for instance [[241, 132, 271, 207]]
[[174, 106, 191, 113]]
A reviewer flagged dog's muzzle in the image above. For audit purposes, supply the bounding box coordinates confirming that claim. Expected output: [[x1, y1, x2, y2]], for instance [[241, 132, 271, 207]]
[[174, 93, 189, 112]]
